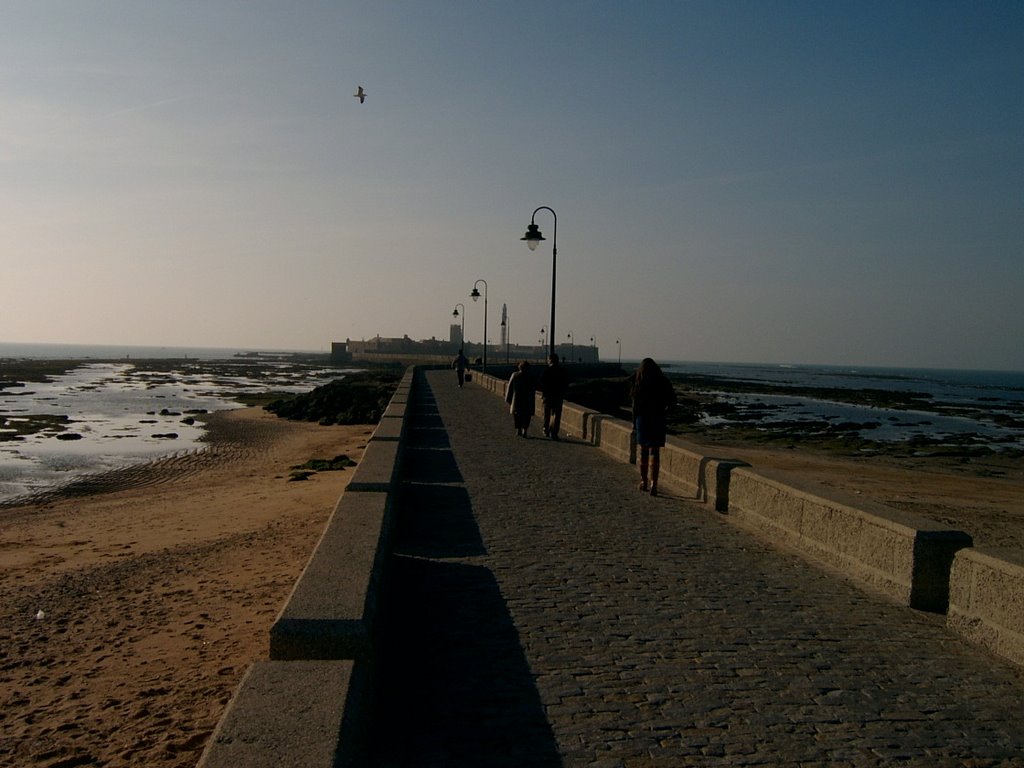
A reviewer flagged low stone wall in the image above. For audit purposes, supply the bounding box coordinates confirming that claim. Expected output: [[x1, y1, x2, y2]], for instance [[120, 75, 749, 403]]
[[948, 548, 1024, 668], [197, 660, 364, 768], [473, 372, 979, 616], [726, 467, 972, 612], [197, 368, 416, 768]]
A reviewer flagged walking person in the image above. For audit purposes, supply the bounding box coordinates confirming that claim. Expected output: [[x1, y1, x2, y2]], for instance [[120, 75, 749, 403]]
[[452, 348, 469, 388], [540, 353, 570, 439], [505, 360, 537, 437], [631, 358, 676, 496]]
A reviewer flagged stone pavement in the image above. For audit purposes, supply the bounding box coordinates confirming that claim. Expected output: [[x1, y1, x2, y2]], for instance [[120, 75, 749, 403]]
[[368, 369, 1024, 767]]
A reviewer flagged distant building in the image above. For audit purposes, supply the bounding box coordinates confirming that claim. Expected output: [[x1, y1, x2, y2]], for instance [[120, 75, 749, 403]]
[[330, 332, 600, 366]]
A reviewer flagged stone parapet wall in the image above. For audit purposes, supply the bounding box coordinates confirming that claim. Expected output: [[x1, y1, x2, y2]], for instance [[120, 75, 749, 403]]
[[948, 547, 1024, 668], [473, 371, 1022, 662]]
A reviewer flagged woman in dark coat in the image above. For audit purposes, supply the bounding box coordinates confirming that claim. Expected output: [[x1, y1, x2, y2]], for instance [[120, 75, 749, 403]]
[[505, 360, 537, 437], [631, 358, 676, 495]]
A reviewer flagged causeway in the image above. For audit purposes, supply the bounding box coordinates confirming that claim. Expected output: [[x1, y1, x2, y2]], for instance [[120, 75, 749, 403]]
[[368, 369, 1024, 767]]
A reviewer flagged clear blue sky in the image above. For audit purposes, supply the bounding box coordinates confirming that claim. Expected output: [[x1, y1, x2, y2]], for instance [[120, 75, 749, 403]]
[[3, 1, 1022, 370]]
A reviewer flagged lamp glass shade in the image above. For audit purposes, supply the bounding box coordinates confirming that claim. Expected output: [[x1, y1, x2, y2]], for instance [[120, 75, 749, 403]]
[[521, 223, 545, 250], [470, 288, 481, 301]]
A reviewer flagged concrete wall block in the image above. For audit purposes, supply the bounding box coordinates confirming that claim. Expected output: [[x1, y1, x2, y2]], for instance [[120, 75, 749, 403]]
[[382, 401, 407, 420], [346, 440, 400, 492], [656, 440, 708, 498], [948, 548, 1024, 667], [197, 660, 365, 768], [592, 415, 636, 464], [371, 416, 404, 441], [270, 492, 391, 661], [725, 467, 971, 610], [559, 403, 599, 440]]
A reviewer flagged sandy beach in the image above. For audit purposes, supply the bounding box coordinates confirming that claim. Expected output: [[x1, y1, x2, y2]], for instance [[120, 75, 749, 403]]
[[2, 404, 1022, 768], [1, 407, 371, 768]]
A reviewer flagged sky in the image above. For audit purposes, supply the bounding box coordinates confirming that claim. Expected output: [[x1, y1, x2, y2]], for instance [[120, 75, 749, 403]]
[[2, 1, 1022, 370]]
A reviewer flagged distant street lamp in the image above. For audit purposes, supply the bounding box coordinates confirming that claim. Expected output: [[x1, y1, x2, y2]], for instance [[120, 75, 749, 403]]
[[501, 311, 511, 363], [616, 338, 621, 366], [521, 206, 558, 358], [452, 303, 465, 349], [590, 336, 597, 363], [470, 279, 488, 372], [540, 326, 547, 357], [567, 332, 574, 363]]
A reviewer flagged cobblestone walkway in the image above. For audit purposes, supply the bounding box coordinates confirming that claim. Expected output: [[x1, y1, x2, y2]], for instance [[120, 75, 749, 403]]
[[371, 370, 1024, 767]]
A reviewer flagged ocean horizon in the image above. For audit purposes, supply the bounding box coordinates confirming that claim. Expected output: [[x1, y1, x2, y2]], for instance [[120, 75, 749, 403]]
[[2, 347, 1022, 505]]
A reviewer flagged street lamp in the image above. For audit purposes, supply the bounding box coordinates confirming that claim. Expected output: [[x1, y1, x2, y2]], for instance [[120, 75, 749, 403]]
[[501, 311, 510, 364], [540, 325, 547, 354], [521, 206, 557, 358], [452, 303, 465, 350], [470, 279, 488, 372], [590, 336, 597, 363], [616, 338, 621, 366], [567, 332, 574, 363]]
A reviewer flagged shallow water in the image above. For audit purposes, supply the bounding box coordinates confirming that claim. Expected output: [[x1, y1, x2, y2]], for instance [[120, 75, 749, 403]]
[[0, 360, 344, 502]]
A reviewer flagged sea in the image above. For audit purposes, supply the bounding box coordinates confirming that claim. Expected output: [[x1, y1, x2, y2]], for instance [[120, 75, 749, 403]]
[[2, 344, 1023, 503], [0, 343, 346, 504], [662, 360, 1024, 449]]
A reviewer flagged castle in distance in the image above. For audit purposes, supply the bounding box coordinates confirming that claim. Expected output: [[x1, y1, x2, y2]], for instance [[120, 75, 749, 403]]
[[331, 323, 601, 366]]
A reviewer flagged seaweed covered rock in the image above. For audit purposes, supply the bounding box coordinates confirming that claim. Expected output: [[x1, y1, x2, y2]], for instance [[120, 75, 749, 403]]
[[264, 372, 401, 425]]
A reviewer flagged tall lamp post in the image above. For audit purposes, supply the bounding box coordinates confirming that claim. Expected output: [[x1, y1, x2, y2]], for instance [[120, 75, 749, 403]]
[[452, 303, 465, 350], [616, 338, 621, 366], [521, 206, 558, 358], [590, 336, 597, 363], [470, 279, 488, 372], [540, 325, 547, 356], [567, 332, 574, 363]]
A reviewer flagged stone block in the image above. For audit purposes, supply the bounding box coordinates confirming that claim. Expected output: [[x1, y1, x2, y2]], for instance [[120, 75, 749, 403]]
[[559, 403, 600, 440], [948, 547, 1024, 668], [197, 660, 364, 768], [270, 491, 392, 660], [726, 467, 971, 611], [592, 415, 636, 464], [371, 415, 404, 441], [346, 440, 400, 492]]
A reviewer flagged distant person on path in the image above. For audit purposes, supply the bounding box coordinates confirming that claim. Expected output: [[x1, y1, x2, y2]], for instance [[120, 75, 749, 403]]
[[452, 349, 469, 387], [540, 353, 570, 439], [631, 357, 676, 496], [505, 360, 537, 437]]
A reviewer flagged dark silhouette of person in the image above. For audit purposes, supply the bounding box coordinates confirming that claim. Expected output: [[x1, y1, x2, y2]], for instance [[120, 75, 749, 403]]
[[452, 349, 469, 387], [540, 353, 570, 439], [631, 357, 676, 495], [505, 360, 537, 437]]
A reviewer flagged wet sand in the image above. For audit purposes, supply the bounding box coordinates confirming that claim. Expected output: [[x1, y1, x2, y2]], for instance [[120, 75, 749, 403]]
[[0, 407, 372, 768]]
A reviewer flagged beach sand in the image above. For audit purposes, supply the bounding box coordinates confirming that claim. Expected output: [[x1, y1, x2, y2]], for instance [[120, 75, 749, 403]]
[[2, 406, 1022, 767], [0, 407, 372, 768]]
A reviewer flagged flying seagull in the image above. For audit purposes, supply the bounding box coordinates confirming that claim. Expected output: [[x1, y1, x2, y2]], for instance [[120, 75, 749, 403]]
[[354, 86, 366, 104]]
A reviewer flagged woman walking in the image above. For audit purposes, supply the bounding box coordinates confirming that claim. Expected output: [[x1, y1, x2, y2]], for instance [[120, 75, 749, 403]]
[[631, 358, 676, 495], [505, 360, 537, 437]]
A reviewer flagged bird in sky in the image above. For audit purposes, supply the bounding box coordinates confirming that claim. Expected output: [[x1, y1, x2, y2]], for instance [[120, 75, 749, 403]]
[[354, 86, 366, 104]]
